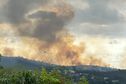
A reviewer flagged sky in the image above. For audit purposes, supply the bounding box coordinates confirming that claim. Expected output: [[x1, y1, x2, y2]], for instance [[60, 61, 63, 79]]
[[0, 0, 126, 69], [66, 0, 126, 69]]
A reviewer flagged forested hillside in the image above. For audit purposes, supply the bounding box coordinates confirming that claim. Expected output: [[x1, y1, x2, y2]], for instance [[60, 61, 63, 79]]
[[0, 56, 126, 84]]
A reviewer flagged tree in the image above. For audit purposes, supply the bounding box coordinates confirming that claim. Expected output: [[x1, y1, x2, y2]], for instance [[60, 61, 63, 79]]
[[0, 54, 1, 61], [0, 54, 3, 69], [10, 71, 37, 84], [40, 68, 61, 84], [78, 76, 89, 84]]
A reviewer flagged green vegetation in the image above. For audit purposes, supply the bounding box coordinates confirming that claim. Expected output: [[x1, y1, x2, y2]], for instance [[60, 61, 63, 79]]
[[79, 76, 89, 84], [0, 68, 89, 84], [0, 56, 125, 84], [0, 54, 3, 69]]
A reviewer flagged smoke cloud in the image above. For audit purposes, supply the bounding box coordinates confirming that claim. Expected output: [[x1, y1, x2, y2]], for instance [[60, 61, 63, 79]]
[[4, 0, 74, 42], [0, 0, 109, 67], [0, 0, 125, 69], [5, 0, 48, 24]]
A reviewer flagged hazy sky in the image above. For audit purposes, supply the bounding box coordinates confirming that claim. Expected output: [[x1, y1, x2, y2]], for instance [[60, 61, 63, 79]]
[[67, 0, 126, 69], [0, 0, 126, 38], [67, 0, 126, 38], [0, 0, 126, 69]]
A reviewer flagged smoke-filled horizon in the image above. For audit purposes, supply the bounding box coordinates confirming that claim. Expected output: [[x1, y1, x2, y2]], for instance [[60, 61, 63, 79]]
[[0, 0, 126, 69]]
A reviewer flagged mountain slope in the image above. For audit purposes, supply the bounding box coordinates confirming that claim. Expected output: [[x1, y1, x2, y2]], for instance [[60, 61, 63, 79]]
[[0, 56, 116, 71], [0, 56, 126, 84]]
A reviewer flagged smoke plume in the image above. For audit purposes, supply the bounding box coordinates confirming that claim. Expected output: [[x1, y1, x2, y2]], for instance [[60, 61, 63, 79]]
[[0, 0, 113, 68]]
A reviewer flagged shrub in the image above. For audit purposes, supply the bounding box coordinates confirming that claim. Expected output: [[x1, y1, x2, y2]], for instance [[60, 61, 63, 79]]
[[78, 76, 89, 84]]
